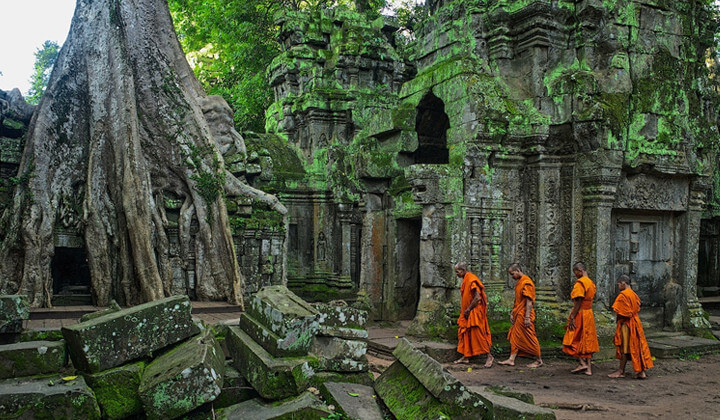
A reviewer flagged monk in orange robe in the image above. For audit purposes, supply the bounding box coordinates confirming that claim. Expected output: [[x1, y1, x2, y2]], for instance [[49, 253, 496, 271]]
[[454, 261, 494, 367], [608, 274, 653, 379], [562, 262, 599, 375], [498, 263, 543, 368]]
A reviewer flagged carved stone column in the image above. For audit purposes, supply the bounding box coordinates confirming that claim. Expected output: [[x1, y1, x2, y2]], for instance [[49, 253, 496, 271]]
[[577, 151, 622, 308], [682, 180, 712, 332]]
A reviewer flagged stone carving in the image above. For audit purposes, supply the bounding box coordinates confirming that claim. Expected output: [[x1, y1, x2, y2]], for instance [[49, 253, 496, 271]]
[[614, 173, 688, 211]]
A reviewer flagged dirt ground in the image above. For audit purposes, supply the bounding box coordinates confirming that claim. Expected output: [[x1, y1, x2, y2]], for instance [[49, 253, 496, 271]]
[[369, 352, 720, 419]]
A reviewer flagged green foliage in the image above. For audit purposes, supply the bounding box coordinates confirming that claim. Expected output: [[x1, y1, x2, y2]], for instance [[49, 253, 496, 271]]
[[169, 0, 389, 132], [26, 40, 60, 105]]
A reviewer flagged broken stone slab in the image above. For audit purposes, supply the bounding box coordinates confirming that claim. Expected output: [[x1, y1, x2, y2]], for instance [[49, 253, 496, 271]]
[[392, 338, 488, 414], [317, 325, 369, 340], [484, 385, 535, 405], [62, 295, 196, 373], [322, 356, 369, 373], [245, 285, 319, 353], [218, 391, 332, 419], [0, 295, 29, 334], [314, 303, 368, 330], [79, 300, 122, 323], [311, 336, 367, 361], [239, 312, 311, 357], [139, 331, 225, 420], [0, 374, 100, 419], [213, 363, 259, 409], [320, 381, 384, 420], [374, 360, 477, 420], [311, 371, 375, 387], [226, 325, 316, 400], [0, 340, 67, 379], [84, 361, 144, 420], [469, 386, 556, 420]]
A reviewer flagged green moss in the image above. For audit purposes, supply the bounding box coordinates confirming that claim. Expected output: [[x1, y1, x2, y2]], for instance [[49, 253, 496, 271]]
[[85, 362, 144, 419]]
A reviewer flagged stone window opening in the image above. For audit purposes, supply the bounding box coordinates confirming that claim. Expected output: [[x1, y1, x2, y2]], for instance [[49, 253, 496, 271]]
[[412, 91, 449, 164]]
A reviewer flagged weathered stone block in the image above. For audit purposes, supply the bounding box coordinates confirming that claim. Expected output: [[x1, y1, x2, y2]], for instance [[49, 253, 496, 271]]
[[484, 385, 534, 405], [392, 338, 489, 416], [0, 340, 67, 379], [320, 381, 384, 420], [79, 300, 122, 323], [218, 391, 332, 419], [0, 295, 29, 334], [374, 361, 467, 420], [84, 361, 144, 420], [226, 326, 315, 400], [245, 286, 319, 354], [214, 363, 258, 409], [311, 336, 367, 361], [322, 356, 368, 373], [314, 303, 368, 330], [0, 375, 100, 419], [61, 295, 196, 373], [239, 312, 308, 357], [139, 331, 225, 420], [470, 386, 556, 420]]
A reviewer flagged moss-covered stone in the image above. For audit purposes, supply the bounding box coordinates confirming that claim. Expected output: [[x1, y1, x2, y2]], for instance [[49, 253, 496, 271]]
[[0, 340, 67, 379], [213, 363, 258, 409], [218, 391, 332, 419], [0, 375, 101, 419], [84, 361, 144, 419], [0, 295, 29, 334], [61, 295, 196, 373], [226, 326, 316, 400], [139, 331, 225, 420]]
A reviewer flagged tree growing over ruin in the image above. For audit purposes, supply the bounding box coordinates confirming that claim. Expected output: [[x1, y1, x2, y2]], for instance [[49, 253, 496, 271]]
[[0, 0, 285, 307]]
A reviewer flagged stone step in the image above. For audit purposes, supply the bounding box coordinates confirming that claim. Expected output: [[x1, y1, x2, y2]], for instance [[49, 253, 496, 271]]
[[646, 334, 720, 358], [320, 381, 384, 420], [29, 301, 243, 320]]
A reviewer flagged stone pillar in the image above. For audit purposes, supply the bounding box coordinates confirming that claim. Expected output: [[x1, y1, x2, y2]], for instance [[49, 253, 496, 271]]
[[337, 203, 354, 280], [577, 151, 622, 308], [682, 180, 712, 332]]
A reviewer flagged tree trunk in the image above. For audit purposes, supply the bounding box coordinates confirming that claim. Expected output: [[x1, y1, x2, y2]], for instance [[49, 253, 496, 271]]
[[0, 0, 281, 308]]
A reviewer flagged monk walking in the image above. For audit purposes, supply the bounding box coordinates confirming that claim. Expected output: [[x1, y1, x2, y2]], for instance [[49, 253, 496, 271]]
[[454, 262, 494, 367], [498, 263, 543, 368], [608, 274, 653, 379], [562, 262, 599, 375]]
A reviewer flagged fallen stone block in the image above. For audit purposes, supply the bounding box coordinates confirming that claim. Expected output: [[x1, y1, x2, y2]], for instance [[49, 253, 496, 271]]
[[245, 285, 319, 355], [484, 385, 535, 405], [322, 356, 369, 373], [226, 326, 316, 400], [62, 295, 196, 373], [214, 363, 259, 409], [0, 374, 100, 419], [320, 381, 384, 420], [218, 391, 332, 419], [469, 386, 556, 419], [374, 361, 469, 420], [0, 340, 67, 379], [79, 300, 122, 323], [84, 361, 144, 420], [392, 338, 488, 415], [314, 303, 367, 328], [239, 312, 309, 357], [311, 336, 367, 361], [0, 295, 29, 334], [139, 331, 225, 420], [19, 329, 64, 342]]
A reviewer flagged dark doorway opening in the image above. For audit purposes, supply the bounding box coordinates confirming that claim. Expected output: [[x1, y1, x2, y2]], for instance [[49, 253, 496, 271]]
[[394, 218, 421, 320], [413, 92, 449, 164], [52, 247, 92, 305]]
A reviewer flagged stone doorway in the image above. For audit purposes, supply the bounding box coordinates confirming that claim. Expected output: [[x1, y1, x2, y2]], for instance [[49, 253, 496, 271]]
[[698, 219, 720, 297], [612, 212, 672, 319], [394, 218, 421, 320], [51, 247, 92, 305]]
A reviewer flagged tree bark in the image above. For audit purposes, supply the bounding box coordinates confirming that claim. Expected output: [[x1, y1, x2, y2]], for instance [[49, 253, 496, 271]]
[[0, 0, 277, 308]]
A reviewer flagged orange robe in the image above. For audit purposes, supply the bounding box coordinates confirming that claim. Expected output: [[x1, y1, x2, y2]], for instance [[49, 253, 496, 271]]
[[507, 275, 541, 357], [457, 272, 492, 357], [562, 276, 599, 358], [612, 288, 654, 373]]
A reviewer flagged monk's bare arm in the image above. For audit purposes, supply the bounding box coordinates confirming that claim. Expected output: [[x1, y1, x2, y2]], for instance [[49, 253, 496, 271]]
[[465, 289, 481, 318], [524, 297, 533, 327], [568, 298, 582, 330]]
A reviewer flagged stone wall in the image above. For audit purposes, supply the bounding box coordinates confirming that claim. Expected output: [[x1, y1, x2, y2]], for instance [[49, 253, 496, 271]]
[[261, 1, 719, 333]]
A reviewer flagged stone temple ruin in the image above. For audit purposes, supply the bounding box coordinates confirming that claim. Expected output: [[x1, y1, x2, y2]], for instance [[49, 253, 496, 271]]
[[1, 0, 719, 338]]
